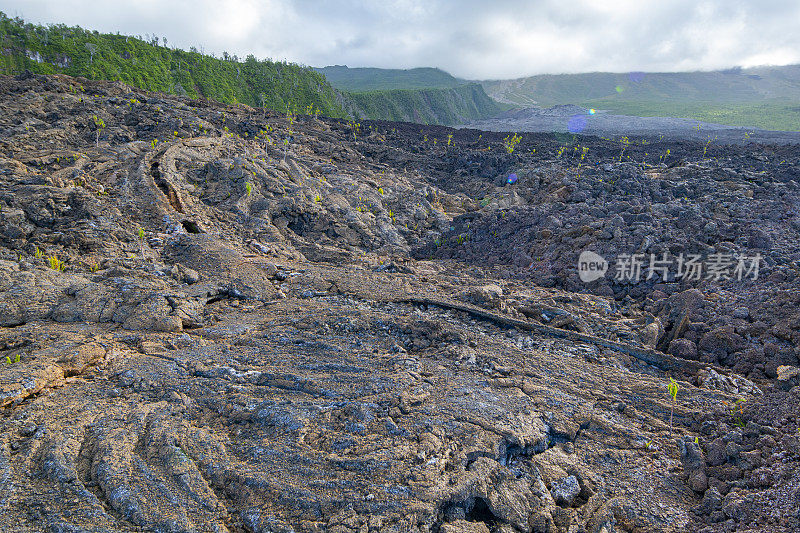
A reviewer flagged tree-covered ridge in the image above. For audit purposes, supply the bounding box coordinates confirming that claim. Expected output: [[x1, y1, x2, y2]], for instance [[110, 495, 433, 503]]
[[0, 12, 347, 117]]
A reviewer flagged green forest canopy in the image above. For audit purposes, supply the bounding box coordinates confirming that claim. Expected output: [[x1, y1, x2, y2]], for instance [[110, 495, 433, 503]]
[[0, 11, 347, 118]]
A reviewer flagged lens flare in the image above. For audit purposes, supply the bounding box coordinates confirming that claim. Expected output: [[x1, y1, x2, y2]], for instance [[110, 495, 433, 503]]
[[567, 114, 587, 134], [506, 173, 518, 184], [629, 71, 645, 83], [588, 108, 596, 115]]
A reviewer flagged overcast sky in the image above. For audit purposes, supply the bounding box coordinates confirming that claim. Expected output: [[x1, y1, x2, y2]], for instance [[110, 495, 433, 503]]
[[2, 0, 799, 79]]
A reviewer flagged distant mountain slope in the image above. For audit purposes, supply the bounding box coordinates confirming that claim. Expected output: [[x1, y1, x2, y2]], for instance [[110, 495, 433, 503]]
[[317, 65, 508, 125], [482, 66, 800, 106], [465, 105, 800, 144], [0, 12, 347, 117], [315, 65, 465, 91], [481, 66, 800, 131], [341, 83, 508, 126]]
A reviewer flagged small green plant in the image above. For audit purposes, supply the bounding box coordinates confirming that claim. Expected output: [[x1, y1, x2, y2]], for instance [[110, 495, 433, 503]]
[[258, 128, 273, 151], [92, 115, 106, 146], [5, 353, 21, 364], [151, 139, 158, 149], [447, 134, 453, 147], [47, 255, 66, 272], [34, 246, 43, 259], [618, 136, 630, 162], [703, 136, 717, 158], [503, 133, 522, 154], [137, 227, 146, 258], [659, 148, 671, 165], [727, 398, 747, 427], [667, 377, 679, 431], [347, 120, 360, 141], [576, 145, 590, 175], [245, 182, 253, 196]]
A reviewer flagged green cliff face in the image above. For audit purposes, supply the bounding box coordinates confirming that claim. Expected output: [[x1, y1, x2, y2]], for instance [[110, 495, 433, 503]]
[[342, 83, 508, 126]]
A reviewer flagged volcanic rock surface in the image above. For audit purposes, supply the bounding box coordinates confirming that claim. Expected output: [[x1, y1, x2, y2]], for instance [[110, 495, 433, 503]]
[[0, 72, 799, 533]]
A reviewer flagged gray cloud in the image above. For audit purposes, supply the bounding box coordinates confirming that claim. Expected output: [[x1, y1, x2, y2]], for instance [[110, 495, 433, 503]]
[[2, 0, 799, 79]]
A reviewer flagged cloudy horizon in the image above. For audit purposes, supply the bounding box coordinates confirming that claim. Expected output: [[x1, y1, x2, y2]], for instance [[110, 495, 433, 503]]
[[1, 0, 799, 80]]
